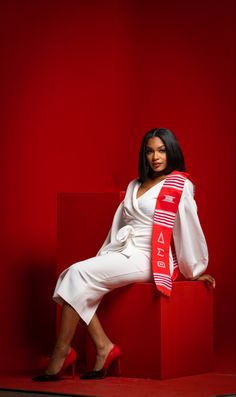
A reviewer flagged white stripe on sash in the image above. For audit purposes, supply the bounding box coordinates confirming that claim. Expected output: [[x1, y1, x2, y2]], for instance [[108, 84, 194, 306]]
[[153, 209, 175, 228], [153, 273, 172, 290], [163, 175, 186, 190], [172, 250, 178, 270]]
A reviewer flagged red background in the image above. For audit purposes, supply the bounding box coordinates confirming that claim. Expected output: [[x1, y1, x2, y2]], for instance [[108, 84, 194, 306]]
[[0, 0, 235, 373]]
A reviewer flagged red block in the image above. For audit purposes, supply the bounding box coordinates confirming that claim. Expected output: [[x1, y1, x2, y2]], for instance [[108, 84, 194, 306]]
[[86, 281, 213, 379], [57, 192, 120, 271]]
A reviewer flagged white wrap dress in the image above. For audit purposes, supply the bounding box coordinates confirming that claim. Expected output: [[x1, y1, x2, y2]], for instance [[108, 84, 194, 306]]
[[53, 178, 208, 325]]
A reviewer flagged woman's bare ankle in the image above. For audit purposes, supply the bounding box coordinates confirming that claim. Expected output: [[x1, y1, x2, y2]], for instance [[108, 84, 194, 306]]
[[96, 341, 113, 355], [53, 342, 70, 357], [93, 342, 114, 371], [45, 344, 70, 375]]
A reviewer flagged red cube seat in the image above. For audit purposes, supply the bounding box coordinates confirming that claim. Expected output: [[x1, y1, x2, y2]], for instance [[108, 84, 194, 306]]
[[85, 281, 213, 379]]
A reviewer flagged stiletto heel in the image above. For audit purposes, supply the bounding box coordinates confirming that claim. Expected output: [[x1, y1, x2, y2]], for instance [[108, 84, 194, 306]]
[[71, 360, 76, 379], [32, 347, 77, 382], [81, 345, 121, 380], [107, 356, 121, 376]]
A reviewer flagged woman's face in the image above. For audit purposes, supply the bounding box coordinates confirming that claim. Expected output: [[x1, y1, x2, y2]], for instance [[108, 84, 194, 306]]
[[145, 136, 167, 174]]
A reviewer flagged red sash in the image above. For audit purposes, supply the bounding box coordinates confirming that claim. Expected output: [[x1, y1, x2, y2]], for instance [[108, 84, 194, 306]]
[[151, 171, 191, 296]]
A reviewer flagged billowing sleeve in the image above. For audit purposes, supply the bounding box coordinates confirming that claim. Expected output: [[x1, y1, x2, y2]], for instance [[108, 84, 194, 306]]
[[172, 179, 208, 279]]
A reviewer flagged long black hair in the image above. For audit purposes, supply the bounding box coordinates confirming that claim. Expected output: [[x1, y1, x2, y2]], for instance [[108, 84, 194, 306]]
[[138, 128, 186, 183]]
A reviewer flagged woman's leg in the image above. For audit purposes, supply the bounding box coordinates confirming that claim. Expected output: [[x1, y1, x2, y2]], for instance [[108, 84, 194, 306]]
[[51, 251, 151, 374], [87, 313, 114, 371], [46, 302, 80, 375]]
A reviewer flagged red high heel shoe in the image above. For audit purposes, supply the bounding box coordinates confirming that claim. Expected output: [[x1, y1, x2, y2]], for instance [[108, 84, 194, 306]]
[[80, 345, 121, 380], [32, 347, 77, 382]]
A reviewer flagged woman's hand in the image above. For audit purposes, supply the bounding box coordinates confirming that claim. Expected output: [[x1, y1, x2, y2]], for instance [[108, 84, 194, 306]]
[[195, 274, 216, 288]]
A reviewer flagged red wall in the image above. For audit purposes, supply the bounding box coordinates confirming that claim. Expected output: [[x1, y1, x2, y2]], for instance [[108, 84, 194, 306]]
[[0, 0, 235, 373]]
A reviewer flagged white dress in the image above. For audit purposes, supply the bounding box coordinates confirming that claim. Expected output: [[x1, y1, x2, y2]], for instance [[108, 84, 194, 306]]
[[53, 178, 208, 325]]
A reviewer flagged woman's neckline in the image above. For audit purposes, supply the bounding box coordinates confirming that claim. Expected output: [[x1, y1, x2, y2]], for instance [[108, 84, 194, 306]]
[[136, 176, 166, 199]]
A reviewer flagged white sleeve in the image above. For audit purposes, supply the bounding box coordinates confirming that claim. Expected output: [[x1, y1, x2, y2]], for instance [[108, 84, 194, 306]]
[[172, 179, 208, 279]]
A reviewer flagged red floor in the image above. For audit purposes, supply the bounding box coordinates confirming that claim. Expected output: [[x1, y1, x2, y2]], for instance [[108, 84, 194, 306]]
[[0, 371, 235, 397], [0, 350, 235, 397]]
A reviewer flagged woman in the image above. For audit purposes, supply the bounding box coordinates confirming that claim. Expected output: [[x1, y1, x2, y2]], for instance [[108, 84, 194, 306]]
[[33, 128, 215, 382]]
